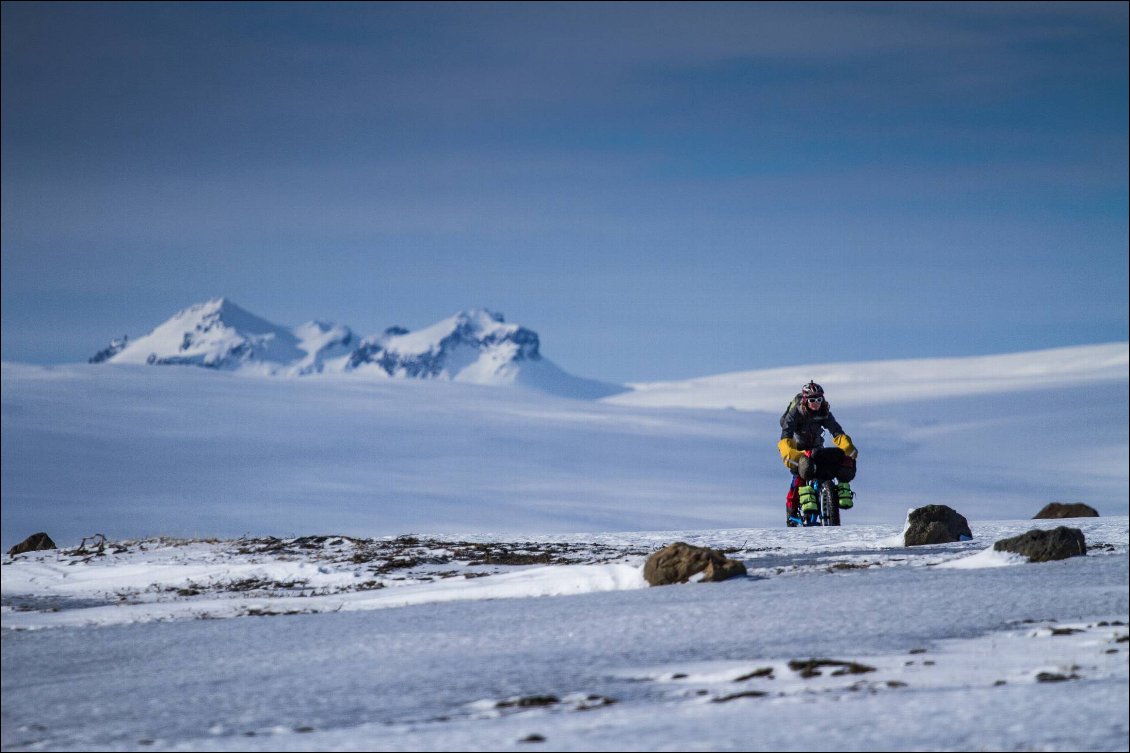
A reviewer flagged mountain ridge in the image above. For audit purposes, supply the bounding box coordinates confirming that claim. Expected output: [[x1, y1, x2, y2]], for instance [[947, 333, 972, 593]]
[[91, 298, 625, 399]]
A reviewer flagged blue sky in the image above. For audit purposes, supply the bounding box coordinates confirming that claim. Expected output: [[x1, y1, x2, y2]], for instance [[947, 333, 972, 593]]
[[2, 2, 1126, 382]]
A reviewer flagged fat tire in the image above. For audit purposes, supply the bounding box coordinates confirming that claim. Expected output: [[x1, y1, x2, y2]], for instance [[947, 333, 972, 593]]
[[820, 483, 840, 526]]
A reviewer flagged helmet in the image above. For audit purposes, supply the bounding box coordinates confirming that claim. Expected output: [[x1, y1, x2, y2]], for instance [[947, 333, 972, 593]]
[[800, 381, 824, 400]]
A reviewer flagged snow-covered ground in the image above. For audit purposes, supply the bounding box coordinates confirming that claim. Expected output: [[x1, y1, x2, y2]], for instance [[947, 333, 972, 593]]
[[2, 342, 1128, 750], [3, 519, 1127, 751]]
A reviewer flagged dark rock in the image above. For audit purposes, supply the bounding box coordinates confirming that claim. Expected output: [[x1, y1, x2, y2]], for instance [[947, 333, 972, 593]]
[[7, 532, 57, 556], [1033, 502, 1099, 519], [1049, 627, 1083, 636], [787, 659, 876, 678], [994, 527, 1087, 563], [643, 542, 747, 586], [498, 695, 559, 709], [712, 690, 768, 702], [903, 505, 973, 546], [89, 336, 129, 364]]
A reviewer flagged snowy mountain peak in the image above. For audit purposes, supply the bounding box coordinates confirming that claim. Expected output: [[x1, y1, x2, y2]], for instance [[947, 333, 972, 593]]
[[98, 298, 355, 375], [91, 300, 623, 398], [381, 308, 537, 357], [167, 297, 272, 332], [163, 298, 287, 345], [370, 308, 502, 348], [353, 308, 541, 379]]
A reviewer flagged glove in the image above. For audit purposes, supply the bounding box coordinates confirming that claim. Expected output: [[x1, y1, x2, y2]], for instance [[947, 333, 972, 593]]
[[777, 438, 805, 469], [833, 433, 858, 459]]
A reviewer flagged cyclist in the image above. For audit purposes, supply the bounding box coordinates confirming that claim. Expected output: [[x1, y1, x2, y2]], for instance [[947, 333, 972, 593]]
[[778, 381, 858, 525]]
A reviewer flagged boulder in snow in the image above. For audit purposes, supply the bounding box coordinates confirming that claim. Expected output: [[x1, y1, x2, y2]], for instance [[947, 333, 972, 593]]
[[643, 542, 746, 586], [7, 532, 57, 556], [993, 527, 1087, 563], [1033, 502, 1099, 519], [903, 505, 973, 547]]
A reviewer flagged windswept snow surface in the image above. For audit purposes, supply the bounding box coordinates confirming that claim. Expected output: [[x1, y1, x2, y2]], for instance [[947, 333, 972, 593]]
[[605, 342, 1129, 411], [2, 342, 1127, 550], [2, 519, 1127, 751]]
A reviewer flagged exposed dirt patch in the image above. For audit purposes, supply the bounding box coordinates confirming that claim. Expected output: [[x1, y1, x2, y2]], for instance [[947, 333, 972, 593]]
[[233, 534, 650, 573]]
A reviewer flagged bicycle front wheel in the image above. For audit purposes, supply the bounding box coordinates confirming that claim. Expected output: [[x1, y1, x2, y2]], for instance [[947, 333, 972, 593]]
[[820, 483, 840, 526]]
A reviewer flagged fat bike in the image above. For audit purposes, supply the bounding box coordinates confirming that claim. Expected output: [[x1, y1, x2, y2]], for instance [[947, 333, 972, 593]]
[[787, 478, 842, 528]]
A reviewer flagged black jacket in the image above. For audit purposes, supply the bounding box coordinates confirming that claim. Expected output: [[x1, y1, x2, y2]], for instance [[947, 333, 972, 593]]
[[779, 396, 846, 451]]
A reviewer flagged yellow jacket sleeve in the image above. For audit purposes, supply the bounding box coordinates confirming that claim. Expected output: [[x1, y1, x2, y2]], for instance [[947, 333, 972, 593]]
[[833, 433, 858, 459], [778, 438, 805, 469]]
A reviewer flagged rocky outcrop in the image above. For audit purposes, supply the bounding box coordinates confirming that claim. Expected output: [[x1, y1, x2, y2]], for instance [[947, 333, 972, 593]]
[[903, 505, 973, 547], [643, 542, 747, 586], [994, 527, 1087, 562], [7, 532, 57, 556], [88, 336, 129, 364], [1033, 503, 1099, 519]]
